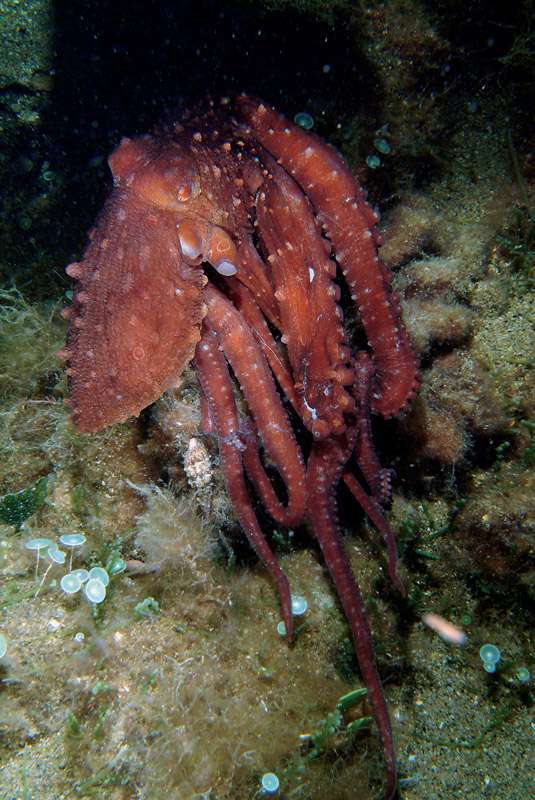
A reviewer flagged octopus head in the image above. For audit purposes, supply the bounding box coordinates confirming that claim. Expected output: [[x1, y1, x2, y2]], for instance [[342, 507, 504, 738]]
[[108, 135, 201, 212], [106, 135, 239, 277]]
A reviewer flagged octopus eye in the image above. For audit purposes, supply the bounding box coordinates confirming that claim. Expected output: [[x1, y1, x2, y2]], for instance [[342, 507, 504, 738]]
[[177, 183, 194, 202]]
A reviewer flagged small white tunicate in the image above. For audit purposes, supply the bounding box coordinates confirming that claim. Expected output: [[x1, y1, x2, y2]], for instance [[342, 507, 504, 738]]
[[374, 137, 391, 154], [84, 578, 106, 604], [291, 596, 308, 616], [60, 573, 82, 595], [108, 558, 126, 575], [25, 538, 52, 551], [59, 534, 86, 547], [293, 112, 314, 130], [46, 547, 66, 565], [88, 567, 109, 587], [261, 773, 280, 793], [479, 644, 501, 664], [70, 569, 89, 583]]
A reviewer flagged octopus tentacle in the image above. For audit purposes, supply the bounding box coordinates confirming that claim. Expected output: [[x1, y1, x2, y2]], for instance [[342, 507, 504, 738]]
[[340, 353, 404, 594], [307, 436, 397, 800], [234, 237, 282, 328], [194, 324, 294, 637], [238, 417, 303, 527], [203, 283, 307, 527], [352, 352, 395, 507], [197, 378, 216, 435], [254, 155, 355, 439], [342, 472, 404, 597], [223, 277, 300, 414], [236, 94, 419, 420]]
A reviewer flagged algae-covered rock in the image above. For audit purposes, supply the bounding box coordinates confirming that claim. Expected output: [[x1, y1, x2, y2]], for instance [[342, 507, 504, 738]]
[[0, 0, 53, 92], [0, 475, 48, 527]]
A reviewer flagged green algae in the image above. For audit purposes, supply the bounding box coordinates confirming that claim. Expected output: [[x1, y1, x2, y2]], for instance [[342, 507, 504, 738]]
[[0, 476, 48, 528]]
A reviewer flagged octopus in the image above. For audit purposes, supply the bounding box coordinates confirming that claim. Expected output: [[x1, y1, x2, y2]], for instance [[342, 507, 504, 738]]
[[59, 95, 419, 799]]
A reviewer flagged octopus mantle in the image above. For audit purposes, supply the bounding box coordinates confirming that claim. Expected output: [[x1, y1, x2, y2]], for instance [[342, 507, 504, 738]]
[[60, 95, 419, 799]]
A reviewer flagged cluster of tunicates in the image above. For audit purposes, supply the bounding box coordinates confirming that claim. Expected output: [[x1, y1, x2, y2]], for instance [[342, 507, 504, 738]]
[[366, 135, 391, 169], [479, 644, 531, 681], [61, 566, 111, 604], [479, 643, 501, 673], [24, 533, 125, 604]]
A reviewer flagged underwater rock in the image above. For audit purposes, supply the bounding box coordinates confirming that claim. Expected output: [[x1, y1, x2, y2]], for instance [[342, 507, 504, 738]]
[[455, 471, 535, 584], [401, 352, 507, 466]]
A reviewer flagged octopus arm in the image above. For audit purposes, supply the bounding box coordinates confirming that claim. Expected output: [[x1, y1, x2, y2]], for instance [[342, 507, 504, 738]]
[[223, 277, 300, 414], [352, 353, 395, 507], [342, 471, 403, 596], [194, 323, 294, 637], [236, 95, 419, 419], [307, 436, 398, 800], [65, 196, 206, 432], [203, 284, 307, 527], [255, 162, 355, 438], [238, 416, 306, 527], [235, 237, 282, 328], [197, 379, 216, 435]]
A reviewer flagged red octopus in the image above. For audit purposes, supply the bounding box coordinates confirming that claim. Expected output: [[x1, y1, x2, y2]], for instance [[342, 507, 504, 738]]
[[60, 95, 419, 799]]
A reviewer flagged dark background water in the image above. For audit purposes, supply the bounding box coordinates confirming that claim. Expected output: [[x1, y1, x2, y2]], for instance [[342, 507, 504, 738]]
[[1, 0, 533, 296], [48, 0, 530, 162]]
